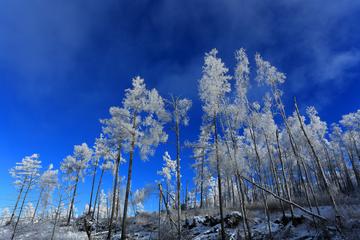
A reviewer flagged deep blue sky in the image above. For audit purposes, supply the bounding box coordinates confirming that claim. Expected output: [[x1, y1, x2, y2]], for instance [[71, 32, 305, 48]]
[[1, 0, 360, 213]]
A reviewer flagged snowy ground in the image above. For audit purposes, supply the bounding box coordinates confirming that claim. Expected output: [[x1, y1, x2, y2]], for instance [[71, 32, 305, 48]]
[[2, 205, 360, 239]]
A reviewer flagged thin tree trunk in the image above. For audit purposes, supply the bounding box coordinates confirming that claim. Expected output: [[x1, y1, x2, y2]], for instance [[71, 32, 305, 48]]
[[51, 194, 63, 240], [241, 176, 327, 221], [275, 94, 319, 215], [9, 177, 27, 224], [158, 186, 161, 240], [322, 143, 340, 190], [185, 181, 189, 210], [96, 195, 101, 225], [237, 173, 252, 239], [107, 148, 121, 240], [347, 146, 360, 186], [276, 130, 294, 218], [231, 177, 236, 208], [121, 115, 137, 240], [88, 164, 98, 215], [213, 115, 226, 240], [226, 177, 231, 208], [264, 134, 285, 217], [67, 173, 79, 225], [199, 149, 205, 209], [235, 175, 242, 208], [294, 98, 339, 217], [300, 159, 320, 215], [271, 85, 319, 214], [339, 148, 354, 191], [175, 114, 181, 240], [11, 176, 33, 240], [249, 126, 272, 239], [116, 176, 121, 222], [31, 188, 44, 223], [159, 184, 177, 227], [93, 168, 105, 219]]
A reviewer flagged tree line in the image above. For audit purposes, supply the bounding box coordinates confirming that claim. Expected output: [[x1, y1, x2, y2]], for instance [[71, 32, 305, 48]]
[[2, 48, 360, 240]]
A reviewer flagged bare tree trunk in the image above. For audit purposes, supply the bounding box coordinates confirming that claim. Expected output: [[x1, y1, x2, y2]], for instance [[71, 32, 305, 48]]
[[116, 176, 121, 222], [299, 159, 320, 215], [185, 181, 189, 210], [275, 94, 319, 215], [158, 186, 161, 240], [165, 181, 170, 207], [96, 194, 101, 225], [31, 188, 44, 223], [241, 176, 327, 221], [288, 166, 298, 197], [294, 98, 339, 217], [106, 196, 110, 220], [322, 143, 341, 190], [67, 173, 79, 225], [271, 85, 320, 214], [93, 168, 105, 219], [175, 114, 181, 240], [11, 176, 33, 240], [88, 164, 98, 215], [51, 194, 63, 240], [338, 148, 354, 192], [121, 116, 137, 240], [276, 130, 294, 218], [264, 134, 285, 217], [200, 149, 205, 209], [235, 175, 242, 208], [107, 148, 121, 240], [347, 146, 360, 186], [219, 113, 252, 238], [9, 177, 27, 224], [249, 126, 272, 239], [226, 177, 231, 208], [159, 184, 177, 227], [213, 115, 226, 240], [231, 177, 235, 208], [237, 173, 252, 239]]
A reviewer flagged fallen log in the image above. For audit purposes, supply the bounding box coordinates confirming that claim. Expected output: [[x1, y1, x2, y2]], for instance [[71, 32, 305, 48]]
[[240, 175, 327, 221]]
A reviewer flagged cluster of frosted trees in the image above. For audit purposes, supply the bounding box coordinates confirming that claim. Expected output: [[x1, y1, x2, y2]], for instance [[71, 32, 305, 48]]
[[2, 154, 59, 239], [3, 75, 191, 240], [2, 47, 359, 240], [188, 48, 360, 239]]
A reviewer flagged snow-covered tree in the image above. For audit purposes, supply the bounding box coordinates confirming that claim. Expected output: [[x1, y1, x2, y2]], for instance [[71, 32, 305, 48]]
[[166, 96, 192, 239], [199, 48, 231, 239], [340, 110, 360, 177], [91, 134, 116, 220], [100, 106, 131, 239], [9, 154, 41, 239], [32, 164, 58, 222], [189, 125, 211, 209], [158, 151, 177, 206], [120, 76, 169, 239], [61, 143, 92, 225]]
